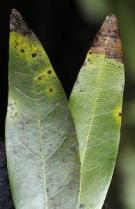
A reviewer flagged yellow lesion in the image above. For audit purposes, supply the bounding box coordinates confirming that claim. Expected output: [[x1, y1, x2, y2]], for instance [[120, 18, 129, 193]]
[[86, 53, 105, 66], [10, 32, 45, 63], [33, 67, 55, 84], [10, 31, 60, 99], [113, 105, 122, 126], [34, 71, 46, 83]]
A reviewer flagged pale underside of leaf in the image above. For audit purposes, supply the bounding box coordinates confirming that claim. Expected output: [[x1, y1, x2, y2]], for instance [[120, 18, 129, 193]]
[[70, 14, 125, 209], [6, 9, 80, 209]]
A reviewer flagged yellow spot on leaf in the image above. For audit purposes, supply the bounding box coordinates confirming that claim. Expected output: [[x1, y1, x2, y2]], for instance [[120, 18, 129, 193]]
[[113, 106, 122, 125], [34, 71, 46, 83], [10, 32, 45, 64]]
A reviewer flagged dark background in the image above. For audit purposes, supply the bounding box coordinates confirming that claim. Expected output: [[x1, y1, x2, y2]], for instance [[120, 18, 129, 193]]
[[0, 1, 135, 209]]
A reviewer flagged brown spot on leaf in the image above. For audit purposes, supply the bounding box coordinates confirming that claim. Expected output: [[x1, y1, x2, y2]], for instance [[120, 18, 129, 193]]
[[21, 49, 24, 53], [47, 70, 52, 74], [32, 53, 37, 58], [38, 76, 42, 80]]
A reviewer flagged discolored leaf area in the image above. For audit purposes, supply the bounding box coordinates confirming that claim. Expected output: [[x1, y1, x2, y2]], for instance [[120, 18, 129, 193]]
[[6, 9, 80, 209], [70, 15, 125, 209]]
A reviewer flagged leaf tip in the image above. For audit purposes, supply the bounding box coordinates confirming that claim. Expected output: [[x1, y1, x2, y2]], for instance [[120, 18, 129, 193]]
[[89, 14, 123, 62]]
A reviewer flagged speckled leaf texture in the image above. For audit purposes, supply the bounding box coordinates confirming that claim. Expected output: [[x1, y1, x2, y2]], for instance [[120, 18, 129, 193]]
[[6, 10, 80, 209], [70, 15, 125, 209]]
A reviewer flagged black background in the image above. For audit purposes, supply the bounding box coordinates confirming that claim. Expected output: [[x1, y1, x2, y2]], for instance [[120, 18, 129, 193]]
[[0, 1, 122, 209]]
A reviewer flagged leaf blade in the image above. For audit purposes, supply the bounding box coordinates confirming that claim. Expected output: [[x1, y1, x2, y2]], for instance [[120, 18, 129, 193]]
[[70, 15, 125, 209], [6, 9, 80, 209]]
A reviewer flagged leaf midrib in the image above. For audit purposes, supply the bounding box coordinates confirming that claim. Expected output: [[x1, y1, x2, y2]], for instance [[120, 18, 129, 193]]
[[78, 39, 109, 207], [27, 64, 48, 209]]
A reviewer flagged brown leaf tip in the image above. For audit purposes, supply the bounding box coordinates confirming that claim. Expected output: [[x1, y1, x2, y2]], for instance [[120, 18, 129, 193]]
[[90, 14, 123, 62], [10, 9, 30, 35], [10, 9, 38, 42]]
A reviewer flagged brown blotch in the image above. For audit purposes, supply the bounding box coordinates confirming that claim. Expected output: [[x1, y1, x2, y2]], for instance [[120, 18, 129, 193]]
[[32, 53, 37, 58], [89, 14, 123, 62], [47, 70, 52, 74], [10, 9, 31, 36]]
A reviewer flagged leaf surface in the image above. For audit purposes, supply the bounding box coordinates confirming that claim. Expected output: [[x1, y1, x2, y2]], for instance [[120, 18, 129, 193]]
[[6, 9, 80, 209], [70, 15, 125, 209]]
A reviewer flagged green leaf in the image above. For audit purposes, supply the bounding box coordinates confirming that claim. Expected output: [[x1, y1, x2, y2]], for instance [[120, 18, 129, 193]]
[[70, 15, 125, 209], [6, 10, 80, 209]]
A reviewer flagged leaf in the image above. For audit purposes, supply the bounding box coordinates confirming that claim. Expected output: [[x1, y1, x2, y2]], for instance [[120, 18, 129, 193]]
[[70, 15, 125, 209], [6, 9, 80, 209]]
